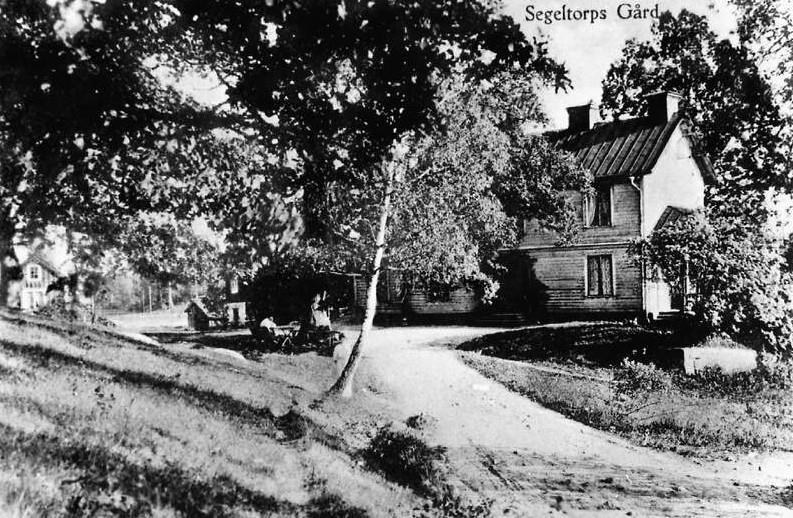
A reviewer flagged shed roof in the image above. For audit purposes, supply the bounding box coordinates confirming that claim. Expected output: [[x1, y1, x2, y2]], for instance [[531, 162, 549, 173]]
[[653, 206, 695, 233], [185, 299, 214, 317], [546, 114, 715, 181]]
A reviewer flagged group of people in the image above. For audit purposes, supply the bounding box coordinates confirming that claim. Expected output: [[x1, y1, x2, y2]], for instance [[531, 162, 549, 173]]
[[257, 290, 340, 354]]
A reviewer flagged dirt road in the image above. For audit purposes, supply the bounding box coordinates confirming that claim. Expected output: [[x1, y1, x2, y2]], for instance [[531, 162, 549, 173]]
[[358, 326, 793, 517]]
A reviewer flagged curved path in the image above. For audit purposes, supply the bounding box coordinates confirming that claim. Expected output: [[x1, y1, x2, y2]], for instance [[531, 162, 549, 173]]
[[357, 326, 793, 517]]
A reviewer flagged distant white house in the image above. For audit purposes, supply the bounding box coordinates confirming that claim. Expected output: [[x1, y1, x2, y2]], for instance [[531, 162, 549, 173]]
[[3, 240, 85, 311], [6, 250, 62, 311]]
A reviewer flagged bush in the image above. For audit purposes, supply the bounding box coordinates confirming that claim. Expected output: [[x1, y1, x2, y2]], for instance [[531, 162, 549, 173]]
[[364, 425, 446, 496], [635, 210, 793, 355], [613, 360, 672, 398], [35, 298, 116, 327], [756, 354, 793, 389], [365, 423, 492, 516]]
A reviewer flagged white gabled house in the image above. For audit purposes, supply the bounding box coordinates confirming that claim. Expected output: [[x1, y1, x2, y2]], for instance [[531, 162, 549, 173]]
[[3, 241, 90, 312], [17, 252, 62, 311], [3, 246, 66, 311]]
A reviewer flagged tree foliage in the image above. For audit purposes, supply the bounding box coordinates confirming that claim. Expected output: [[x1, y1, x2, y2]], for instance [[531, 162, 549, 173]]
[[386, 72, 588, 297], [174, 0, 570, 238], [733, 0, 793, 111], [0, 0, 253, 302], [117, 214, 223, 288], [2, 1, 211, 232], [635, 211, 793, 355]]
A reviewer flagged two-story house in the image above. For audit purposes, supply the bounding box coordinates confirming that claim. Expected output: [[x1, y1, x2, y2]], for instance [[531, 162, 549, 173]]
[[514, 91, 714, 320], [16, 252, 62, 311]]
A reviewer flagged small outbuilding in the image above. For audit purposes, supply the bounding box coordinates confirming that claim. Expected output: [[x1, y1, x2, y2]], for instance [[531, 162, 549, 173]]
[[185, 299, 213, 331]]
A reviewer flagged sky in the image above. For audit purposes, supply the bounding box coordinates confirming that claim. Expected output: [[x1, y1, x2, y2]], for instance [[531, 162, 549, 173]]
[[502, 0, 740, 128]]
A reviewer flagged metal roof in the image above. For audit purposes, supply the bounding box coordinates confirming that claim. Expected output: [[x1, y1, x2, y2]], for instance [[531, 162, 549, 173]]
[[546, 114, 714, 181]]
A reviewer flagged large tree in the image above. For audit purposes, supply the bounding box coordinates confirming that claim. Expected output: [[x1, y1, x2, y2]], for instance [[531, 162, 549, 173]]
[[167, 1, 574, 396], [731, 0, 793, 265], [600, 9, 789, 218], [0, 0, 247, 305], [384, 72, 587, 297]]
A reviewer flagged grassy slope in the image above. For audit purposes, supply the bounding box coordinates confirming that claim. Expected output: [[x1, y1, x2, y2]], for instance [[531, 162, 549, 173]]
[[0, 311, 416, 517], [458, 323, 793, 458]]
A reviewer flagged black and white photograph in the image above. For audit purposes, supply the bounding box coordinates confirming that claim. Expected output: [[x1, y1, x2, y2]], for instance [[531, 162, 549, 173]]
[[1, 0, 792, 516]]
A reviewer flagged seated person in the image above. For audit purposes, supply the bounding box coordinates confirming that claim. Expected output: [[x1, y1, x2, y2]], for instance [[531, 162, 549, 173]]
[[298, 292, 343, 354], [260, 315, 277, 329], [305, 291, 332, 330], [251, 315, 279, 342]]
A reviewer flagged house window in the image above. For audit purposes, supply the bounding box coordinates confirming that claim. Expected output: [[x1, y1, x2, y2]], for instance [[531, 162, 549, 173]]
[[583, 186, 612, 227], [28, 265, 40, 281], [230, 277, 239, 295], [587, 255, 614, 297]]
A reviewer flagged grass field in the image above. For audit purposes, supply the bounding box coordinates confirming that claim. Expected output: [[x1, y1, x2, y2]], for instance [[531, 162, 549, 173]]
[[0, 311, 421, 517], [458, 322, 793, 458]]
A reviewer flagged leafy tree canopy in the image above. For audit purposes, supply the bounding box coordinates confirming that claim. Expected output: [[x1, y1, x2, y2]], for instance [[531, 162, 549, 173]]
[[2, 0, 572, 281], [173, 0, 571, 237], [0, 0, 250, 290], [386, 71, 588, 294], [117, 214, 224, 287]]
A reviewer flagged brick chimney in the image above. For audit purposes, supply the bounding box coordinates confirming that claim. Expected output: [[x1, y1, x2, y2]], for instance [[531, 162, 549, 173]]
[[566, 102, 598, 132], [644, 91, 681, 122]]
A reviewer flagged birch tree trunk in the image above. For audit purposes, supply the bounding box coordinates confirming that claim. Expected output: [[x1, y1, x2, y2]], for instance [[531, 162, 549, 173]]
[[0, 238, 11, 308], [328, 164, 394, 397]]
